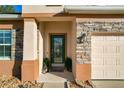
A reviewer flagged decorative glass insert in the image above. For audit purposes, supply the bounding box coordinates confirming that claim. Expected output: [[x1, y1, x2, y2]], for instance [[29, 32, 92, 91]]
[[0, 30, 12, 60], [53, 37, 63, 63], [51, 35, 65, 64]]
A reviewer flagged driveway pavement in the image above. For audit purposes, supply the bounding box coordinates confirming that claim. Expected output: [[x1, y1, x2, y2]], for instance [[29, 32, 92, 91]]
[[92, 80, 124, 88]]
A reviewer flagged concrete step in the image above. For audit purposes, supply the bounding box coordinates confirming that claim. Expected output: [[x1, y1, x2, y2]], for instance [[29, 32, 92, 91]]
[[51, 63, 64, 67]]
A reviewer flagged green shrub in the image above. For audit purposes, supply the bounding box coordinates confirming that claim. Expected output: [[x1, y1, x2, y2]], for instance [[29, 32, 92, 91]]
[[65, 57, 72, 72], [43, 58, 50, 72]]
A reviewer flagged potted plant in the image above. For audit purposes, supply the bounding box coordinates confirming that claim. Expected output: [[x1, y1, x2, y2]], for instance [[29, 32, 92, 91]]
[[42, 58, 50, 74], [65, 57, 72, 72]]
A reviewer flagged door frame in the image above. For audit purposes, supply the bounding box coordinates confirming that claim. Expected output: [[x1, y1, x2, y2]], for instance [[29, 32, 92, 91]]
[[50, 34, 65, 64]]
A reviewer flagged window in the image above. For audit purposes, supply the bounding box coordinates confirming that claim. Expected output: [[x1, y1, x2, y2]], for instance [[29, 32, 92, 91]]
[[0, 30, 12, 60]]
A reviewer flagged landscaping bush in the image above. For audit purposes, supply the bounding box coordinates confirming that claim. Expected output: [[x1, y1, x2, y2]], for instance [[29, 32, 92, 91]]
[[43, 58, 50, 73], [65, 57, 72, 72]]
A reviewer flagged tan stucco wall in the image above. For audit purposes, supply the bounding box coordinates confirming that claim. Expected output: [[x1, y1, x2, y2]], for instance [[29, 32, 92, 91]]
[[0, 61, 22, 79], [22, 60, 39, 81], [76, 64, 91, 81], [22, 5, 64, 13]]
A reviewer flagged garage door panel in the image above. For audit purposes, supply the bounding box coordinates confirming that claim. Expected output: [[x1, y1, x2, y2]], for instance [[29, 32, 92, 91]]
[[104, 70, 116, 79], [117, 71, 124, 78], [91, 35, 124, 79], [92, 42, 104, 47], [117, 58, 124, 65], [92, 70, 104, 79], [92, 47, 104, 54], [91, 54, 104, 58], [92, 66, 118, 69], [104, 46, 116, 54], [92, 58, 104, 65], [104, 36, 117, 41], [103, 54, 117, 58], [117, 54, 124, 58], [104, 57, 117, 65], [116, 42, 124, 46], [118, 46, 124, 53], [91, 36, 104, 41], [118, 36, 124, 41], [92, 66, 117, 79], [92, 41, 116, 46], [116, 66, 124, 70]]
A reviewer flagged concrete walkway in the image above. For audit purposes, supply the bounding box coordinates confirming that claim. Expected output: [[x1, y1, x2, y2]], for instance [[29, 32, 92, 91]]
[[37, 70, 74, 88], [92, 80, 124, 88], [42, 82, 65, 88]]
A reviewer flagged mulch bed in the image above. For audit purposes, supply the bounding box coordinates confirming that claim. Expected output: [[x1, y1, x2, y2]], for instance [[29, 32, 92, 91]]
[[0, 75, 43, 88], [68, 80, 94, 88], [69, 81, 83, 88]]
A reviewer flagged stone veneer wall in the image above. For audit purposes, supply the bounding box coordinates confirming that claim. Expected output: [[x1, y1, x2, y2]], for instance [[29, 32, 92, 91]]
[[11, 29, 24, 61], [76, 19, 124, 64], [11, 28, 24, 78]]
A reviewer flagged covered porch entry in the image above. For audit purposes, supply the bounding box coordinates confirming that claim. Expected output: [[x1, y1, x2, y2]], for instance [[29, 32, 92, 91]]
[[22, 16, 76, 81], [37, 17, 76, 74]]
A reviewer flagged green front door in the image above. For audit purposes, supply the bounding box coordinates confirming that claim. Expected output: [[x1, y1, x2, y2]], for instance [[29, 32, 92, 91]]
[[51, 35, 65, 64]]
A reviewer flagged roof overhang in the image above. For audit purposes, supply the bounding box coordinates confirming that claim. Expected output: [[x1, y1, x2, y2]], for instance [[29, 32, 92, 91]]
[[0, 14, 22, 20], [64, 5, 124, 14]]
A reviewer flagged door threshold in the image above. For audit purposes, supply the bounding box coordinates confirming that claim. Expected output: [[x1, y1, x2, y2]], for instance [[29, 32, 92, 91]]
[[52, 63, 64, 67]]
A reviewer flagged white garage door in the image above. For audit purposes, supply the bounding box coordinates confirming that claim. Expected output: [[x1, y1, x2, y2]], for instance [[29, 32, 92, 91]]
[[91, 35, 124, 79]]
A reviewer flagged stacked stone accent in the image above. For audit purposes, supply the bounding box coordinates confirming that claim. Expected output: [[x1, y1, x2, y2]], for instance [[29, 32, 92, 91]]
[[76, 20, 124, 64], [11, 29, 24, 61], [11, 29, 16, 60]]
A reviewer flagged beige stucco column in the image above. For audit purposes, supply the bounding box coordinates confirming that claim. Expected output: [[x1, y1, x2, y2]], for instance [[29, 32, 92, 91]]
[[22, 18, 39, 81], [23, 18, 37, 60]]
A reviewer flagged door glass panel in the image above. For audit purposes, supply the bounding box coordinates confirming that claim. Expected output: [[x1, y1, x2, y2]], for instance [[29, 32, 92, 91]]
[[53, 37, 63, 63]]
